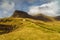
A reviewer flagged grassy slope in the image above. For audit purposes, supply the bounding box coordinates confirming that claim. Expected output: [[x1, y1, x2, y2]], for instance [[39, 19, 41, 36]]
[[0, 18, 60, 40]]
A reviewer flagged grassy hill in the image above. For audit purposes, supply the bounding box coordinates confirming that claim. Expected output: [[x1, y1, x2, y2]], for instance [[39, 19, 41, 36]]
[[0, 17, 60, 40], [0, 10, 60, 40]]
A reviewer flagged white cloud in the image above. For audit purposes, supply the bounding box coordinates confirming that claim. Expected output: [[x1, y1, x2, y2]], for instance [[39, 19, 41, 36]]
[[28, 1, 59, 17], [1, 2, 15, 11], [0, 1, 15, 18], [3, 11, 8, 14]]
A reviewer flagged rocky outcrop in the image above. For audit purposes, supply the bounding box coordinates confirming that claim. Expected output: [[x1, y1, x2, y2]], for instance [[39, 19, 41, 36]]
[[0, 24, 17, 34]]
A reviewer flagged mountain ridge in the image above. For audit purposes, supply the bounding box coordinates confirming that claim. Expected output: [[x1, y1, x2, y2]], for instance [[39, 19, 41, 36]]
[[11, 10, 57, 22]]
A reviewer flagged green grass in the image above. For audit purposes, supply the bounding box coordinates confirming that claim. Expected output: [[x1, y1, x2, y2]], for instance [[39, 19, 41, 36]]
[[0, 18, 60, 40]]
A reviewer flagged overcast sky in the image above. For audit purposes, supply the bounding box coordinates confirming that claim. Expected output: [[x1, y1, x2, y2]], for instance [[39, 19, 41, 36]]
[[0, 0, 60, 18]]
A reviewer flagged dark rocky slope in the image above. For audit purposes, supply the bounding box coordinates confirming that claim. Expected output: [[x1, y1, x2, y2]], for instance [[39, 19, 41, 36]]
[[12, 10, 31, 18]]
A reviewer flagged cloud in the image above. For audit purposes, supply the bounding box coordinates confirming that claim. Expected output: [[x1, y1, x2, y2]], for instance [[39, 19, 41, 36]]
[[28, 1, 59, 17], [0, 0, 59, 18], [13, 0, 54, 11], [1, 2, 15, 11], [3, 11, 8, 14], [0, 0, 15, 18]]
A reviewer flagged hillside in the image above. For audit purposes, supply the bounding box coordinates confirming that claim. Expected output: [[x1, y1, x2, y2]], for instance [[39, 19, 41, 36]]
[[0, 10, 60, 40], [0, 18, 60, 40], [54, 16, 60, 21]]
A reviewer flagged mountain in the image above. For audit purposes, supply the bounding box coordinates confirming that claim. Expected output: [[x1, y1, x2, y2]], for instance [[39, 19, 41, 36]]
[[11, 10, 54, 22], [31, 14, 54, 22], [12, 10, 31, 18]]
